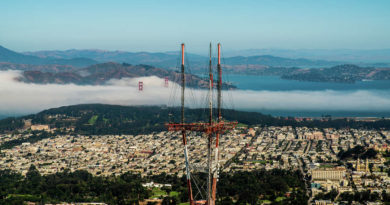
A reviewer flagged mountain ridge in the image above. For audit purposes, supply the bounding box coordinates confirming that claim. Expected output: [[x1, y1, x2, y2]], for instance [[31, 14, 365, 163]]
[[3, 46, 390, 84], [20, 47, 345, 69], [0, 46, 97, 67], [222, 48, 390, 63]]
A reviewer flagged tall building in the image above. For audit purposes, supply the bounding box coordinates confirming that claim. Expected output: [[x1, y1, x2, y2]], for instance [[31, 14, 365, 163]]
[[355, 158, 370, 173], [312, 167, 346, 181]]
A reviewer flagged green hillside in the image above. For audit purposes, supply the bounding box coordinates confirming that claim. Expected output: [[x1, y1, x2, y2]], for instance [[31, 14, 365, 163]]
[[0, 104, 389, 136]]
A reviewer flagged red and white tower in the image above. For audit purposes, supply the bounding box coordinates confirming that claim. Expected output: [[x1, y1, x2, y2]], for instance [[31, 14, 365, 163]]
[[166, 43, 236, 205]]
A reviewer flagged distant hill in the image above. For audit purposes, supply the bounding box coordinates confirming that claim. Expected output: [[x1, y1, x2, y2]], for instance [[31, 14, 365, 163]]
[[0, 62, 76, 72], [223, 55, 342, 67], [23, 49, 206, 70], [18, 62, 235, 89], [4, 45, 390, 72], [0, 46, 97, 67], [222, 64, 390, 83], [23, 48, 344, 70], [4, 46, 390, 83], [282, 64, 390, 83], [223, 48, 390, 65]]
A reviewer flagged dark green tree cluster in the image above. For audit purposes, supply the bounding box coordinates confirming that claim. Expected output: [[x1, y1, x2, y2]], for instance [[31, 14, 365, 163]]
[[0, 165, 149, 205], [339, 191, 384, 203], [337, 145, 378, 160], [314, 189, 338, 201], [0, 117, 24, 131], [216, 169, 308, 204], [0, 131, 52, 150], [1, 167, 310, 205]]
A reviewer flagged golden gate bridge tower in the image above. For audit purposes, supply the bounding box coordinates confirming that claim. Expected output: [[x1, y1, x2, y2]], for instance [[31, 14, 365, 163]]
[[166, 43, 237, 205]]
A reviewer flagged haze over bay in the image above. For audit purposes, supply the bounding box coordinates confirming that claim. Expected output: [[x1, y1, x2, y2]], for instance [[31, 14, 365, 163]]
[[0, 70, 389, 118]]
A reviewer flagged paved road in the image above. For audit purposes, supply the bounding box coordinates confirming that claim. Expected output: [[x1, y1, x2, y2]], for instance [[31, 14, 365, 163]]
[[221, 128, 262, 171], [284, 140, 292, 152], [297, 157, 312, 205], [304, 140, 312, 155]]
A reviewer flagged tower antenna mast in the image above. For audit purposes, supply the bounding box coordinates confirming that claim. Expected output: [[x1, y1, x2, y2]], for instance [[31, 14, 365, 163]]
[[207, 42, 213, 203], [167, 43, 236, 205], [180, 43, 194, 204]]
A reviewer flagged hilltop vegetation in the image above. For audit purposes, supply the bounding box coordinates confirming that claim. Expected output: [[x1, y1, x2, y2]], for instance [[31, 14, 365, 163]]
[[0, 104, 390, 137]]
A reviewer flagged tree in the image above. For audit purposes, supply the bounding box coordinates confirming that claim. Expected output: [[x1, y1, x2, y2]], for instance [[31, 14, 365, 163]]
[[162, 196, 177, 205], [24, 164, 42, 194]]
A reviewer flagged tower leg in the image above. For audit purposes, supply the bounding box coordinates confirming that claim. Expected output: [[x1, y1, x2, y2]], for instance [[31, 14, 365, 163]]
[[211, 133, 220, 205], [212, 43, 222, 205], [183, 131, 194, 204], [207, 135, 213, 205]]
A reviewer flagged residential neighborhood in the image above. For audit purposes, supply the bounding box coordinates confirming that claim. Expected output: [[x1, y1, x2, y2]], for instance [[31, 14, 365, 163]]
[[1, 125, 390, 204]]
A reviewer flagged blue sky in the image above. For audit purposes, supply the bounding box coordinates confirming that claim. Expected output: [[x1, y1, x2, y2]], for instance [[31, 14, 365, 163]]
[[1, 0, 390, 52]]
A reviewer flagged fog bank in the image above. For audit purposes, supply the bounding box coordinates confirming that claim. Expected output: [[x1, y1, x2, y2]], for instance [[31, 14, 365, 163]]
[[0, 70, 389, 116]]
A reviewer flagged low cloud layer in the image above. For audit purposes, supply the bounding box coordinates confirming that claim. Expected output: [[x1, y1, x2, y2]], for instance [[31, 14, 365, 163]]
[[1, 70, 390, 116]]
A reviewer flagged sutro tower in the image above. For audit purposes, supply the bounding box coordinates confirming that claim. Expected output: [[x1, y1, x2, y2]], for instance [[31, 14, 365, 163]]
[[166, 43, 237, 205]]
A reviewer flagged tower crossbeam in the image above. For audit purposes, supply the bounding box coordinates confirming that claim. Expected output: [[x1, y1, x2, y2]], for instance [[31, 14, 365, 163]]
[[166, 121, 237, 134]]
